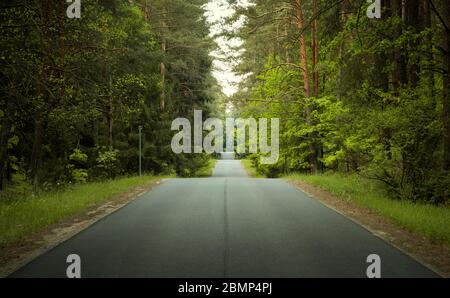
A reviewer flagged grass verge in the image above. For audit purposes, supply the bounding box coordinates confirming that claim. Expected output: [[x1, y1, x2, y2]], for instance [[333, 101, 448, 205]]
[[241, 159, 264, 178], [286, 173, 450, 246], [0, 175, 161, 247], [194, 159, 218, 177]]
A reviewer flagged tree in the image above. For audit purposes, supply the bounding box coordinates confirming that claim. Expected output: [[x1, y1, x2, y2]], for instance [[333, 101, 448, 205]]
[[233, 0, 449, 203], [0, 0, 218, 190]]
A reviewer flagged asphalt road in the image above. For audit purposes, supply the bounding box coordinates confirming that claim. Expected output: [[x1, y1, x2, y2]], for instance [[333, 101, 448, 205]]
[[11, 159, 439, 278]]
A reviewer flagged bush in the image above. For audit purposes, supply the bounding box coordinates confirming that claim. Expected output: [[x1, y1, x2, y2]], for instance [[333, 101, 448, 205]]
[[96, 148, 121, 179], [248, 153, 283, 178], [67, 149, 89, 183]]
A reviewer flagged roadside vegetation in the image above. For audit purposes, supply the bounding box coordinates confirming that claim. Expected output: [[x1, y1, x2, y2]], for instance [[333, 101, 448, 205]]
[[241, 159, 264, 178], [194, 159, 218, 178], [0, 1, 221, 193], [0, 175, 164, 247], [232, 1, 450, 206]]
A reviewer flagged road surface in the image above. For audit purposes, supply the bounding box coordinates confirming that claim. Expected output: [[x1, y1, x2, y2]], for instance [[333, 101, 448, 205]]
[[11, 158, 439, 278]]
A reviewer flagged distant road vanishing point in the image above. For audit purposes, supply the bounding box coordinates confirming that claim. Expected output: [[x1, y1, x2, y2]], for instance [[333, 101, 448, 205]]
[[11, 154, 439, 278]]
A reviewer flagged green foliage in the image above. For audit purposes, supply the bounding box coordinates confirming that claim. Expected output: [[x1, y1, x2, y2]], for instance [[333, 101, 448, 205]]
[[69, 168, 89, 184], [234, 0, 450, 204], [0, 0, 218, 191], [240, 159, 264, 178], [69, 149, 88, 165], [67, 149, 89, 183], [173, 154, 213, 178], [192, 158, 217, 178], [96, 148, 120, 179]]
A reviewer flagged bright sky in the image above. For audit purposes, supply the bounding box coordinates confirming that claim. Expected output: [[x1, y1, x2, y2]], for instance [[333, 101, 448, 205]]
[[203, 0, 253, 97]]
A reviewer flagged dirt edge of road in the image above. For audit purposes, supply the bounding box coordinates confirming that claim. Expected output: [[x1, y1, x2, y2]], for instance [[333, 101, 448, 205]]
[[288, 179, 450, 278], [0, 179, 164, 278]]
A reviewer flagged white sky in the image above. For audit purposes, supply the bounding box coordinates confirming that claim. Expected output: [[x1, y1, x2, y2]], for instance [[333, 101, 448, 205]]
[[203, 0, 253, 97]]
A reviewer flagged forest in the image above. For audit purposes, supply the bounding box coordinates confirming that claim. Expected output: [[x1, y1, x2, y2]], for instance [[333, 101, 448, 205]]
[[232, 0, 450, 204], [0, 0, 223, 193], [0, 0, 449, 206]]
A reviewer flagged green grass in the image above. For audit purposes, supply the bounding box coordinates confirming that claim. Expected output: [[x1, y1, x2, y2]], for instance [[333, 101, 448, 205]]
[[0, 175, 162, 247], [286, 173, 450, 246], [240, 159, 264, 178], [194, 159, 218, 177]]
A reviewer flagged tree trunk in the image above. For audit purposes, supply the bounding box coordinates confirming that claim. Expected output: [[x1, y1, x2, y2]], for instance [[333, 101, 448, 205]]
[[392, 0, 407, 90], [295, 0, 310, 98], [160, 8, 167, 111], [422, 0, 435, 106], [312, 0, 319, 98], [93, 96, 99, 145], [0, 104, 12, 191], [143, 0, 150, 21], [377, 1, 392, 158], [108, 74, 114, 149], [312, 0, 321, 171], [406, 0, 420, 86], [160, 59, 166, 110], [443, 1, 450, 171], [295, 0, 318, 173], [285, 22, 290, 64], [30, 111, 45, 186]]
